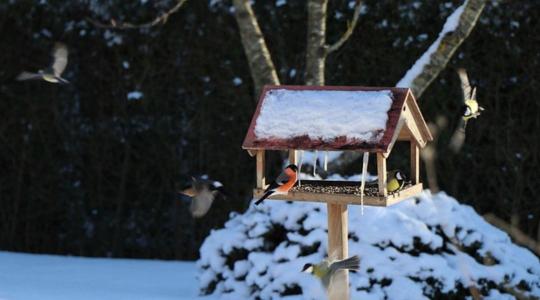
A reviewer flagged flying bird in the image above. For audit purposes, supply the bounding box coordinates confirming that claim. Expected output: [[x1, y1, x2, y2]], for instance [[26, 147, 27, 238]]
[[16, 42, 70, 84], [254, 164, 298, 205], [302, 255, 360, 290], [178, 176, 225, 218], [449, 68, 484, 152], [457, 68, 484, 129]]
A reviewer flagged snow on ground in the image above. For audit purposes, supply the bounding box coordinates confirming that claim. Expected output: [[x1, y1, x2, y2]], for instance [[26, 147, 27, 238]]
[[254, 89, 393, 143], [198, 191, 540, 299], [0, 251, 215, 300]]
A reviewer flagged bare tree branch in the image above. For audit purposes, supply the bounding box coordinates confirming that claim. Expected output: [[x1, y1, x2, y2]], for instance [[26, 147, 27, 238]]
[[87, 0, 188, 29], [327, 0, 362, 54], [397, 0, 488, 98], [232, 0, 280, 96], [483, 213, 540, 256]]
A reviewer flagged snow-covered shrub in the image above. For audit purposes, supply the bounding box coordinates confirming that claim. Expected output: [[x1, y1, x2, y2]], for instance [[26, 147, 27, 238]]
[[197, 192, 540, 299]]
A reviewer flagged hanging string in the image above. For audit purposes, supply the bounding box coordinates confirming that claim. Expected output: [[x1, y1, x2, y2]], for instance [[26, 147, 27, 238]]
[[298, 150, 304, 187], [360, 152, 370, 215], [313, 150, 318, 177], [324, 151, 328, 172]]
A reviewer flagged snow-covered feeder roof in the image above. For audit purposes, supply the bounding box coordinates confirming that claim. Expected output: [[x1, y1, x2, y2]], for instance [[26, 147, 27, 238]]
[[243, 85, 432, 153]]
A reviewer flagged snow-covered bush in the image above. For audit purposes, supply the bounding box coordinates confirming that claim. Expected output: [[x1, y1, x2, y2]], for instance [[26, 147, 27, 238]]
[[197, 192, 540, 299]]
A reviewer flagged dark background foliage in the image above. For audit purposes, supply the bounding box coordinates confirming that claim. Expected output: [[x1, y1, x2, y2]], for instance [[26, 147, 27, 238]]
[[0, 0, 538, 260]]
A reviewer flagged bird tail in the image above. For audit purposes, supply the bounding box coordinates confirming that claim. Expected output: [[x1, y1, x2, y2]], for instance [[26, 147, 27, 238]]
[[461, 119, 468, 131], [331, 255, 360, 272], [254, 191, 273, 205]]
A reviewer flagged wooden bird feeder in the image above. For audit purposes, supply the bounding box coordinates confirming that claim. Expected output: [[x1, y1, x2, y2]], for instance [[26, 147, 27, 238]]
[[242, 85, 432, 299]]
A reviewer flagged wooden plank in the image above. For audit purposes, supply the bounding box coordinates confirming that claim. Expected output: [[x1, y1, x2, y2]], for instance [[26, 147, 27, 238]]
[[252, 183, 423, 207], [377, 153, 387, 197], [402, 102, 426, 147], [406, 90, 434, 142], [327, 203, 349, 300], [410, 141, 420, 184], [397, 125, 412, 141], [385, 183, 423, 206], [288, 150, 298, 165], [383, 115, 406, 158], [256, 150, 266, 189]]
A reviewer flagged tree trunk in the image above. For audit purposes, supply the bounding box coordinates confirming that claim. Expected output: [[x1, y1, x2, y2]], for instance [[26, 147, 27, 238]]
[[305, 0, 328, 85], [232, 0, 280, 96]]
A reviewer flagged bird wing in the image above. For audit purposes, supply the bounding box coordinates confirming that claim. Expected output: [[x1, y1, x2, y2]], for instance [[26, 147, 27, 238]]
[[51, 42, 68, 76], [329, 255, 360, 273], [16, 71, 42, 81], [275, 170, 291, 185], [457, 68, 472, 102], [179, 187, 196, 197], [190, 191, 215, 218]]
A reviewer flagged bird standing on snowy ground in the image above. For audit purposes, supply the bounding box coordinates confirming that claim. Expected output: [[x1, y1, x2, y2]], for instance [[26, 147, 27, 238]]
[[457, 68, 484, 130], [302, 255, 360, 290], [177, 176, 225, 218], [254, 164, 298, 205], [16, 42, 70, 84]]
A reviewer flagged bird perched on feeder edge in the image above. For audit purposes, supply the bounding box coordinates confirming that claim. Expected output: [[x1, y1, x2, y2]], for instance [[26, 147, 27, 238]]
[[254, 164, 298, 205], [302, 255, 360, 290], [16, 42, 70, 84], [387, 169, 406, 193], [366, 170, 407, 193], [178, 176, 225, 218], [457, 68, 484, 130]]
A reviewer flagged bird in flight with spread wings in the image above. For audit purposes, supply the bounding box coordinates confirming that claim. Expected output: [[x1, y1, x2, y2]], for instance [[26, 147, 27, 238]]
[[17, 42, 70, 84]]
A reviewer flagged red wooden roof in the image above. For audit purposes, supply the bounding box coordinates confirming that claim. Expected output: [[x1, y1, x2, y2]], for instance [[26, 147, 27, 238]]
[[242, 85, 428, 152]]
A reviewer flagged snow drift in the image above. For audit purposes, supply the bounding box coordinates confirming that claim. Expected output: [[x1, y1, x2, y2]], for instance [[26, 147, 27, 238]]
[[197, 192, 540, 299]]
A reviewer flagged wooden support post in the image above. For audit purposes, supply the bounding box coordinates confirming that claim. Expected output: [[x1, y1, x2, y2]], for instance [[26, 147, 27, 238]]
[[288, 149, 297, 165], [327, 203, 349, 300], [256, 150, 266, 189], [410, 141, 420, 184], [377, 153, 387, 196]]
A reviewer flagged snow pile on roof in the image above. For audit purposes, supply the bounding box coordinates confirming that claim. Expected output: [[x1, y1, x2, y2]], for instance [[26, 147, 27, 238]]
[[396, 2, 466, 88], [254, 89, 393, 143], [198, 191, 540, 299]]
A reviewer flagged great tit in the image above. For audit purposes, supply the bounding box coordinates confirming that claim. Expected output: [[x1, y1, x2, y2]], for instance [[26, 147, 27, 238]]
[[178, 176, 225, 218], [457, 68, 484, 129], [17, 42, 70, 84], [366, 170, 407, 193], [302, 255, 360, 290], [255, 164, 298, 205], [387, 169, 406, 193]]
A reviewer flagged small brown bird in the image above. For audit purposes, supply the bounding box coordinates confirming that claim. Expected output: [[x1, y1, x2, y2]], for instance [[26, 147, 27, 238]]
[[255, 164, 298, 205], [178, 176, 225, 218], [16, 42, 70, 84]]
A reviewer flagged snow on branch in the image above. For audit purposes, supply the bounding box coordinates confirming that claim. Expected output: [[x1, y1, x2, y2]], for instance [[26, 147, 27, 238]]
[[87, 0, 188, 29], [396, 0, 488, 98], [326, 0, 363, 54]]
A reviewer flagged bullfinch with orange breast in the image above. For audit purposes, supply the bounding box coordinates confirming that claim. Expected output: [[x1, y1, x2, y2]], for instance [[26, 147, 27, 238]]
[[255, 164, 298, 205]]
